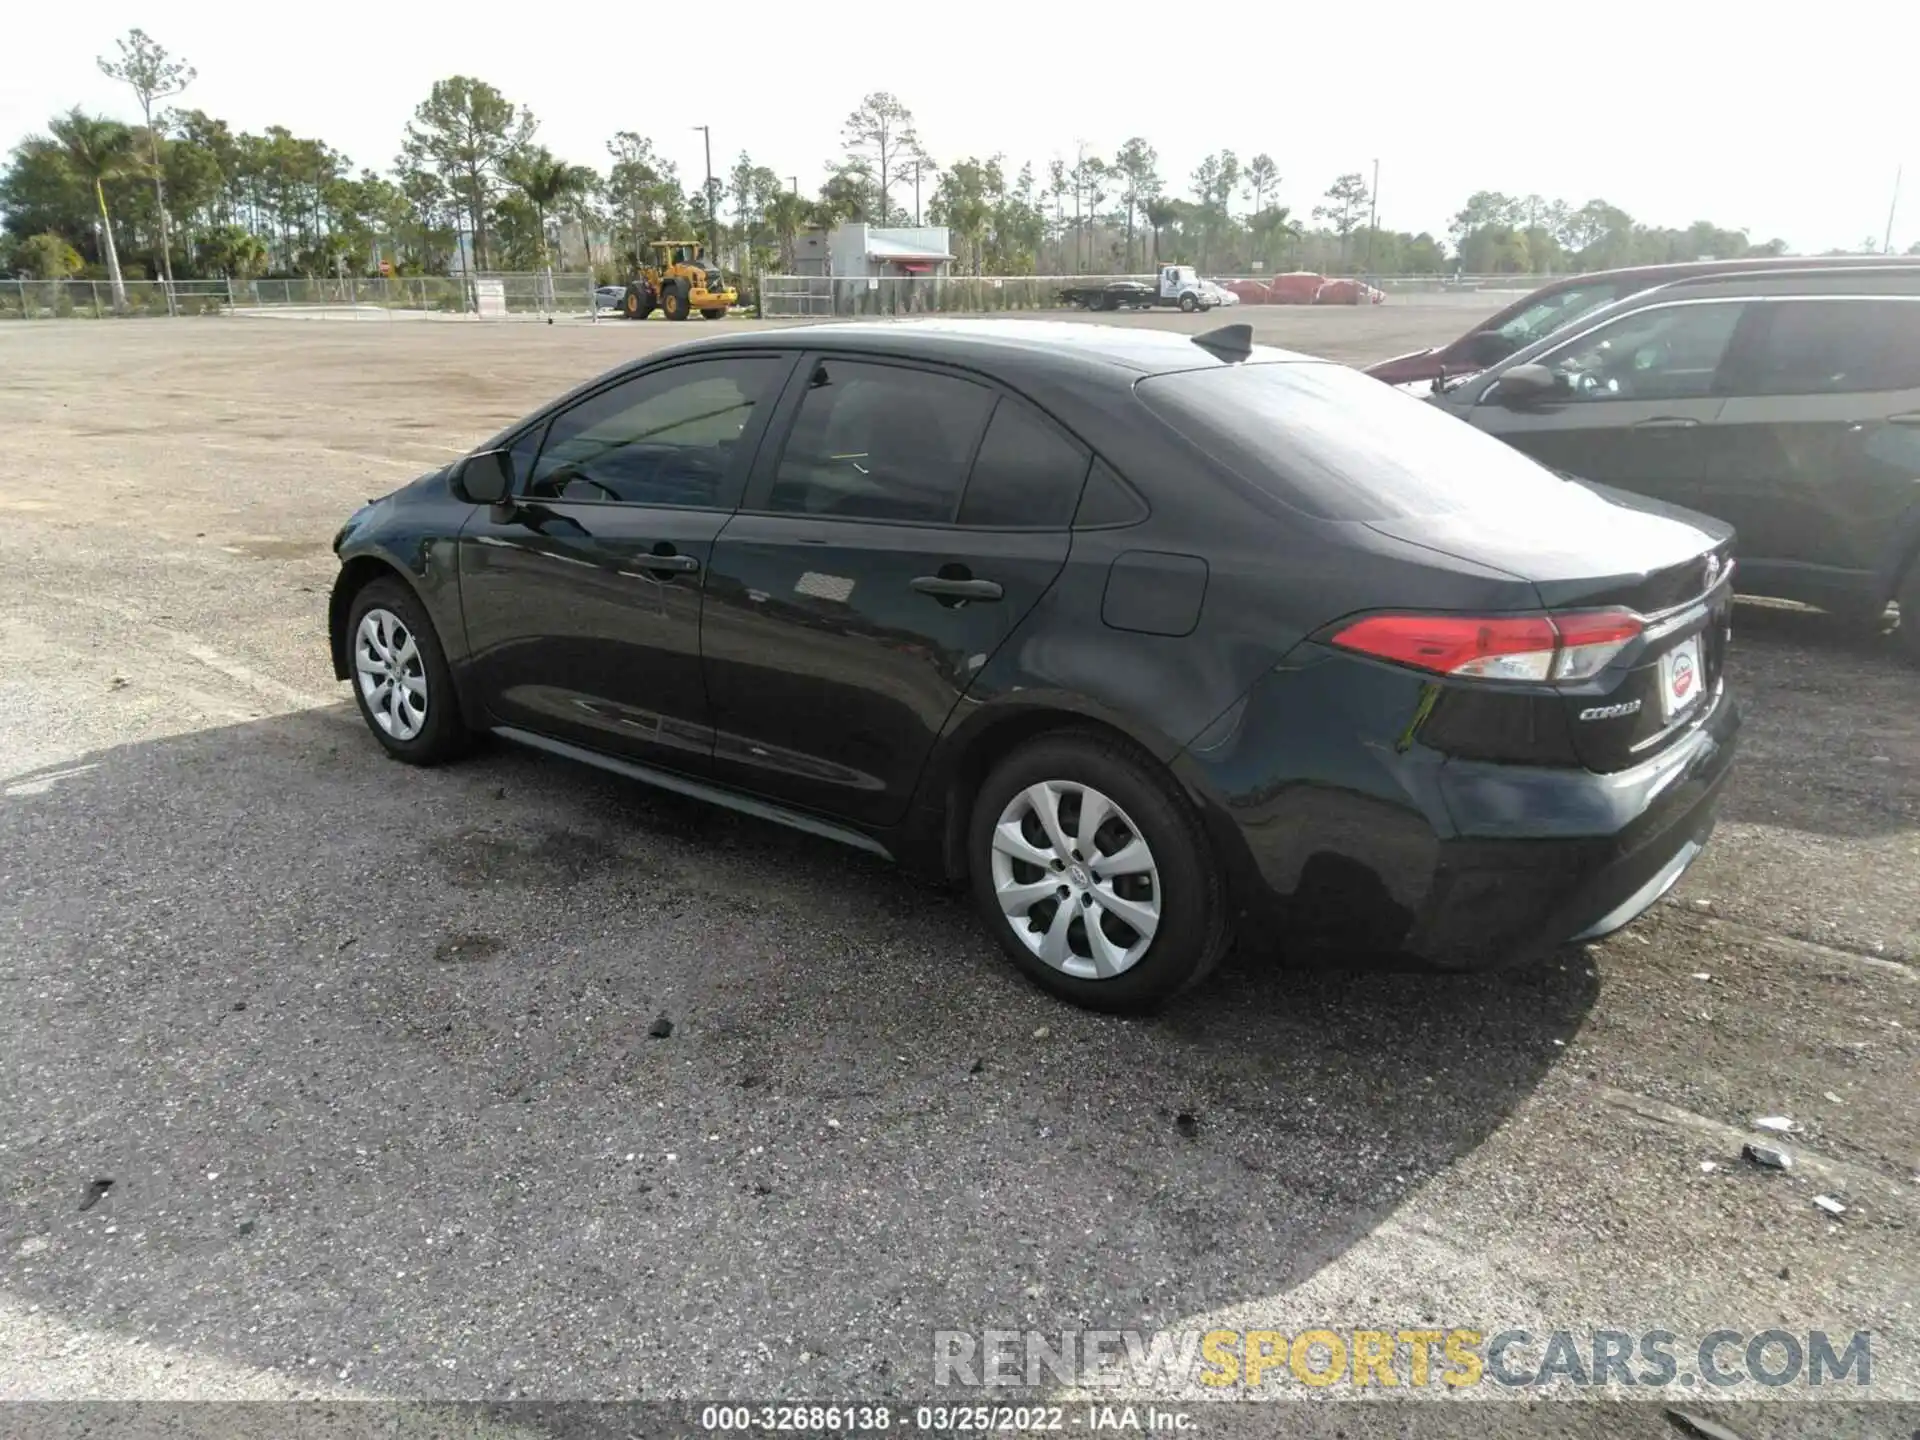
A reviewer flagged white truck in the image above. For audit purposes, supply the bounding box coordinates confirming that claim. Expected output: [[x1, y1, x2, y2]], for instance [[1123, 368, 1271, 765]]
[[1059, 264, 1218, 313]]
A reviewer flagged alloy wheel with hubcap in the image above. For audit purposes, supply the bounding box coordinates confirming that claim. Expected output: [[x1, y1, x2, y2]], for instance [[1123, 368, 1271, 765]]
[[354, 607, 428, 741], [990, 779, 1161, 980]]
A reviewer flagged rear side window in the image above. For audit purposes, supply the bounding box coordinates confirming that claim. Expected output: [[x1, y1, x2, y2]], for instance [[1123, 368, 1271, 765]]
[[1729, 298, 1920, 395], [767, 360, 995, 523], [1137, 361, 1572, 522], [956, 398, 1090, 527]]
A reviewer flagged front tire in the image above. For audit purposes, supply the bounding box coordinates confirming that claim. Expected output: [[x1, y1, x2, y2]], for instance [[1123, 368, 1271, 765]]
[[346, 578, 470, 766], [662, 282, 689, 321], [1178, 293, 1199, 313], [700, 306, 727, 319], [968, 731, 1228, 1012]]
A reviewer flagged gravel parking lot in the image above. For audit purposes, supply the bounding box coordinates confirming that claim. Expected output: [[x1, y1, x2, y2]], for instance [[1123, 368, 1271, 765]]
[[1, 306, 1915, 1434]]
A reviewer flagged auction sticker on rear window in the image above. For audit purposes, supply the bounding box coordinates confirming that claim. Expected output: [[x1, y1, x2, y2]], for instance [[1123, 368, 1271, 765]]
[[1659, 635, 1704, 721]]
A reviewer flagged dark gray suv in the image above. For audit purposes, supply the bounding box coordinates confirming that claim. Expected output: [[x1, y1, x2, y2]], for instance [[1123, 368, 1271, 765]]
[[1422, 262, 1920, 658]]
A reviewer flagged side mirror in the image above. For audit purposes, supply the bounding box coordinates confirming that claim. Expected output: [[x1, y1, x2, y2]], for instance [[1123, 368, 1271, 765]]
[[456, 449, 512, 505], [1495, 363, 1557, 406], [1466, 329, 1513, 366]]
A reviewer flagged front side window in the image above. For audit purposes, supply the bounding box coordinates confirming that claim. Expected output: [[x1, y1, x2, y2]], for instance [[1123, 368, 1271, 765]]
[[1532, 300, 1746, 402], [766, 360, 996, 523], [526, 356, 782, 507], [1730, 298, 1920, 396]]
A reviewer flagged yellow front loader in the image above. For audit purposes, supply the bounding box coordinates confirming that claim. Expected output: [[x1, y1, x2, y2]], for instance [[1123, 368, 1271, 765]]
[[621, 241, 738, 321]]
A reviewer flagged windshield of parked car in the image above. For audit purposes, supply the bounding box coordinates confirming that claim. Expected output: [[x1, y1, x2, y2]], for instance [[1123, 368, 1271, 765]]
[[1494, 283, 1626, 349], [1137, 360, 1571, 521]]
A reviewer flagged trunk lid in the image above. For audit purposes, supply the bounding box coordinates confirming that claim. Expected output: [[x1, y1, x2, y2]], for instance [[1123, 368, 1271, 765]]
[[1367, 479, 1735, 773]]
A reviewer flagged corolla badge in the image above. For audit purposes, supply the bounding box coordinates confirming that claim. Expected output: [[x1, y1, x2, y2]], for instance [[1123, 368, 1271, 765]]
[[1579, 700, 1642, 721]]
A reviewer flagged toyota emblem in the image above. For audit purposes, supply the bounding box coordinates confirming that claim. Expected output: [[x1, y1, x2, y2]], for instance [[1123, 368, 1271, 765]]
[[1704, 554, 1721, 590]]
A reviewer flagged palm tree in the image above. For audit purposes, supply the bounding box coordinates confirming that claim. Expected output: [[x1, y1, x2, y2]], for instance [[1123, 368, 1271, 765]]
[[764, 190, 810, 274], [506, 147, 597, 270], [49, 108, 136, 309], [1143, 198, 1180, 269], [208, 224, 268, 281]]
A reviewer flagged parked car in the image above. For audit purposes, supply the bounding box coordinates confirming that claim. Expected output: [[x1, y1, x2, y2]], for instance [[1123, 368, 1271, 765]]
[[1366, 256, 1920, 388], [593, 285, 626, 311], [1199, 279, 1241, 307], [1422, 263, 1920, 649], [328, 320, 1738, 1011], [1223, 279, 1271, 305], [1315, 278, 1385, 306], [1267, 271, 1325, 304]]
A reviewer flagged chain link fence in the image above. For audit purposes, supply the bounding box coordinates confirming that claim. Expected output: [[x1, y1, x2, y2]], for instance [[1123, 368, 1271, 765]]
[[0, 273, 600, 320], [756, 273, 1548, 318], [759, 274, 1149, 319]]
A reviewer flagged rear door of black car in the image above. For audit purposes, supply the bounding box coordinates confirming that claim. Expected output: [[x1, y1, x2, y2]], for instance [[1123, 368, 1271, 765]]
[[698, 354, 1086, 827], [457, 352, 795, 768]]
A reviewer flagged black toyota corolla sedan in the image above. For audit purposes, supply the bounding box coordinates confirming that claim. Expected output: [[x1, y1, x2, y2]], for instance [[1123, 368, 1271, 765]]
[[328, 319, 1739, 1011]]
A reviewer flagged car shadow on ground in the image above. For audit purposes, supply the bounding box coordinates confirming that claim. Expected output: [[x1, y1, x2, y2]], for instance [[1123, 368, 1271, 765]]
[[0, 706, 1594, 1399]]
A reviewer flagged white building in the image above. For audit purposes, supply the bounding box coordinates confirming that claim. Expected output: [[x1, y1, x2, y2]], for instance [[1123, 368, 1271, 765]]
[[791, 224, 953, 279]]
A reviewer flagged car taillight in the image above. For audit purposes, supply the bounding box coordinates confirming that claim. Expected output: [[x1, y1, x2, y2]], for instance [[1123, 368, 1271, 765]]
[[1331, 609, 1643, 684]]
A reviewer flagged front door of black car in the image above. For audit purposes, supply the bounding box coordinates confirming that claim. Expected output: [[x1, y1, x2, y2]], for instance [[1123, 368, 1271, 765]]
[[457, 353, 793, 767], [1466, 298, 1751, 510], [699, 355, 1086, 827]]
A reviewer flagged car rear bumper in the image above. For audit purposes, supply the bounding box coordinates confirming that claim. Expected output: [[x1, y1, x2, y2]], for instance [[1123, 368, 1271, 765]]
[[1407, 685, 1737, 968], [1183, 673, 1740, 969]]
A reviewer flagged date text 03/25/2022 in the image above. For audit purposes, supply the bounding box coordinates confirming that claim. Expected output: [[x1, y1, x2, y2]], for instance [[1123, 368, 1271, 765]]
[[698, 1404, 1191, 1432]]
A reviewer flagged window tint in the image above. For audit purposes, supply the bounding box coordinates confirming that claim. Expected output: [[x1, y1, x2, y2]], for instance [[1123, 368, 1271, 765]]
[[1137, 360, 1570, 522], [1073, 459, 1149, 528], [1536, 300, 1744, 401], [956, 399, 1090, 527], [1732, 298, 1920, 395], [527, 357, 781, 506], [766, 360, 996, 523]]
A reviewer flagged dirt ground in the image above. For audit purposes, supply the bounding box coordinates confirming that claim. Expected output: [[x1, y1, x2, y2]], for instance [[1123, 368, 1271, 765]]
[[0, 307, 1915, 1435]]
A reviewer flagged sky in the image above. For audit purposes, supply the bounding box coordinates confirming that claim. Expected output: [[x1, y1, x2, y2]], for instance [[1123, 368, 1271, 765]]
[[4, 1, 1912, 256]]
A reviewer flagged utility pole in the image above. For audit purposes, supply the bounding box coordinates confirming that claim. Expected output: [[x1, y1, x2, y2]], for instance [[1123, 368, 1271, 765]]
[[1886, 164, 1904, 253], [1365, 158, 1379, 277], [789, 175, 799, 195], [912, 161, 922, 226], [693, 125, 716, 258]]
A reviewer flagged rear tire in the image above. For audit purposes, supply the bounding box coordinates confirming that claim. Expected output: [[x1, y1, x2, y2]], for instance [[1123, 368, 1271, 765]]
[[345, 578, 470, 766], [622, 284, 654, 320], [967, 731, 1228, 1013]]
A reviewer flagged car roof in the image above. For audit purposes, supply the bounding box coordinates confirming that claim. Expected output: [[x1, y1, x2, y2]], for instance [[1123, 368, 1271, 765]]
[[1562, 263, 1920, 324], [1536, 254, 1920, 292], [677, 318, 1316, 377]]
